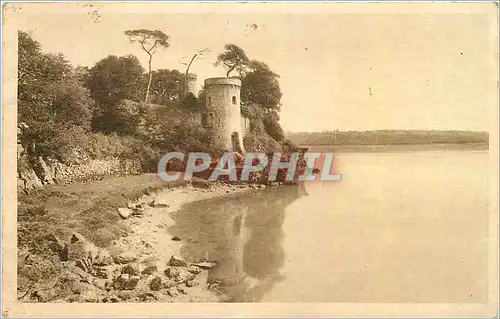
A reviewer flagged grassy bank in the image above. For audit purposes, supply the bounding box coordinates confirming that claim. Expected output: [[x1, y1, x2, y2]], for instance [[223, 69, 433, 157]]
[[17, 174, 189, 301]]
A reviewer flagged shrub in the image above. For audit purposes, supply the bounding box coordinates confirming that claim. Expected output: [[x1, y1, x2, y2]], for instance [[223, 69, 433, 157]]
[[243, 132, 282, 153]]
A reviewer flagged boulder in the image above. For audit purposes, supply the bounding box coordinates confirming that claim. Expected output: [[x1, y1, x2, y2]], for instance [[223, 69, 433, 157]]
[[141, 265, 157, 275], [124, 275, 140, 290], [121, 264, 140, 276], [46, 233, 69, 261], [149, 276, 162, 291], [186, 279, 199, 287], [67, 264, 93, 283], [68, 232, 99, 263], [164, 267, 195, 283], [167, 255, 187, 267], [164, 267, 180, 280], [117, 207, 132, 219], [114, 274, 130, 290], [114, 252, 137, 264], [93, 278, 107, 290], [95, 265, 115, 279]]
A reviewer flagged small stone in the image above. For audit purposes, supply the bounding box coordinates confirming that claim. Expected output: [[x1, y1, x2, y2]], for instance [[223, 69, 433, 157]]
[[132, 207, 145, 216], [192, 179, 211, 189], [152, 199, 169, 208], [192, 261, 216, 269], [117, 207, 132, 219], [117, 291, 132, 300], [177, 287, 188, 294], [165, 267, 195, 283], [93, 278, 107, 290], [187, 265, 202, 274], [114, 252, 137, 264], [164, 267, 180, 279], [72, 281, 86, 294], [141, 265, 157, 275], [138, 291, 159, 301], [186, 279, 199, 287], [121, 264, 139, 276], [114, 274, 129, 290], [162, 279, 176, 289], [95, 266, 114, 279], [168, 255, 187, 267], [167, 288, 179, 297], [103, 294, 120, 303], [71, 232, 86, 243], [78, 285, 99, 302], [124, 275, 140, 290], [171, 236, 181, 241], [94, 249, 113, 266], [149, 276, 162, 291], [141, 256, 158, 267]]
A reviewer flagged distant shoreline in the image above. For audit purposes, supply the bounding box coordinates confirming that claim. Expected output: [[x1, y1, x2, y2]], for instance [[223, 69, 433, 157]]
[[300, 143, 489, 153]]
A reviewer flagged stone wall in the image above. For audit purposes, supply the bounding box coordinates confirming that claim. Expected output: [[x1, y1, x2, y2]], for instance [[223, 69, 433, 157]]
[[18, 148, 142, 192]]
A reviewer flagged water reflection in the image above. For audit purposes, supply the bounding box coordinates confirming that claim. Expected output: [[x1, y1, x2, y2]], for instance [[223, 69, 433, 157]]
[[168, 185, 307, 302]]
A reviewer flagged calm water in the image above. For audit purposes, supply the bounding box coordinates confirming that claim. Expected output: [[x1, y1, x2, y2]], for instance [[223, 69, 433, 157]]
[[167, 150, 489, 303]]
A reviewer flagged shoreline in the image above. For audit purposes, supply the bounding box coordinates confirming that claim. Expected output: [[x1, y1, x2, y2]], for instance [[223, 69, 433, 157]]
[[108, 181, 256, 302], [17, 174, 269, 303]]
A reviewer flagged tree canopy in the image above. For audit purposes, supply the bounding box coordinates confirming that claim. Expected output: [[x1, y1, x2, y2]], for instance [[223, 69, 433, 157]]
[[214, 44, 250, 78], [241, 60, 282, 111], [18, 31, 94, 153], [87, 55, 144, 105], [124, 29, 170, 104]]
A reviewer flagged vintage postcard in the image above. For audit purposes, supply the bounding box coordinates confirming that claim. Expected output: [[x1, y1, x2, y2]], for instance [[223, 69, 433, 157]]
[[2, 1, 499, 317]]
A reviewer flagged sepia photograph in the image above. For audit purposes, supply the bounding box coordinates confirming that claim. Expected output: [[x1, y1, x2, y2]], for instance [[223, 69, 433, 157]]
[[2, 1, 498, 317]]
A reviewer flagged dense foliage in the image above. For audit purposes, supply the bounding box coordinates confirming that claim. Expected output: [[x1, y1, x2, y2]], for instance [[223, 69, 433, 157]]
[[18, 32, 292, 175]]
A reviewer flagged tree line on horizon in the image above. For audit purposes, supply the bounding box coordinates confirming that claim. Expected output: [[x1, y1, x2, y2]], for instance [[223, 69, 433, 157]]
[[287, 130, 489, 146]]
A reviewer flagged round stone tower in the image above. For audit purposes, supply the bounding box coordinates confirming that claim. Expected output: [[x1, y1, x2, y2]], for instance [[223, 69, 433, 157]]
[[203, 77, 245, 153], [185, 73, 197, 95]]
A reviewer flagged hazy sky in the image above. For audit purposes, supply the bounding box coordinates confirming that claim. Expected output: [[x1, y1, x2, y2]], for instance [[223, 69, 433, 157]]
[[11, 3, 497, 132]]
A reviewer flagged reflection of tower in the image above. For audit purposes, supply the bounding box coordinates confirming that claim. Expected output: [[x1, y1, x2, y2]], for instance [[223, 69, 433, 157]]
[[185, 73, 197, 95], [208, 205, 247, 286], [203, 77, 245, 153], [168, 186, 306, 302]]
